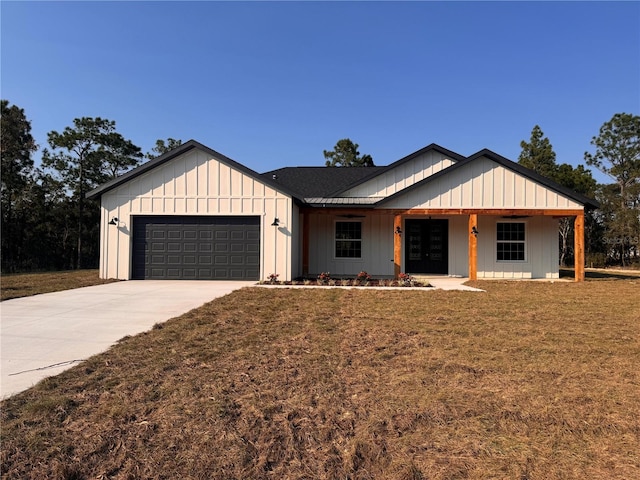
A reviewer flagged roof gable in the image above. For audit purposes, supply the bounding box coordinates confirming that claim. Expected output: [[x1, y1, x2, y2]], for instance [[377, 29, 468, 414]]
[[332, 143, 466, 197], [88, 140, 598, 210], [376, 149, 599, 209], [87, 140, 299, 200], [467, 149, 599, 209]]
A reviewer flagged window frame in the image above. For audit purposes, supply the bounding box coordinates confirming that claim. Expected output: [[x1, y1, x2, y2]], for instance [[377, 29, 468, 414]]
[[496, 221, 527, 263], [334, 220, 363, 260]]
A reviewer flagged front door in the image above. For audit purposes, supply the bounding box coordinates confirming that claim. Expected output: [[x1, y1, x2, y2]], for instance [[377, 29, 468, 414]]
[[405, 219, 448, 274]]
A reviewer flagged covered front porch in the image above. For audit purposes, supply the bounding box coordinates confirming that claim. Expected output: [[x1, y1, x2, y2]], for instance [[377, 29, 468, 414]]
[[300, 208, 586, 282]]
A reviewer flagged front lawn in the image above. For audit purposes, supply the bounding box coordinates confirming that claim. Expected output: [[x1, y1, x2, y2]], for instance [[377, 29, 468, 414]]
[[0, 270, 117, 301], [2, 280, 639, 479]]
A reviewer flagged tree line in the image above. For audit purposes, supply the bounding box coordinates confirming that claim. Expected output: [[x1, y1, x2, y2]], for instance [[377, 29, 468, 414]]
[[1, 99, 639, 273], [518, 116, 640, 268], [0, 100, 183, 272]]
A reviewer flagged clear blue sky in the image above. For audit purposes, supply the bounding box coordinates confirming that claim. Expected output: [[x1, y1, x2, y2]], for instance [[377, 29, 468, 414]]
[[2, 1, 638, 184]]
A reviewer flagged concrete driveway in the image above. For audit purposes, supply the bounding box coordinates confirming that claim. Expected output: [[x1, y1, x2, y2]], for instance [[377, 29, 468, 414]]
[[0, 280, 254, 398]]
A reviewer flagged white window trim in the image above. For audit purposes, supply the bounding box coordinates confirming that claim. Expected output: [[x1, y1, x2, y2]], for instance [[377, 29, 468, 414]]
[[334, 219, 364, 261], [496, 220, 527, 263]]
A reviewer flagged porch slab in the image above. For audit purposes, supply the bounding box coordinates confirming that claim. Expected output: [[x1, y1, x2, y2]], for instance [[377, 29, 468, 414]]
[[426, 277, 484, 291]]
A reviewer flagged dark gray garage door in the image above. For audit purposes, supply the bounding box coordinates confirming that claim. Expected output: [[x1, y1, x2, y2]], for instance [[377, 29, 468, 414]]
[[132, 216, 260, 280]]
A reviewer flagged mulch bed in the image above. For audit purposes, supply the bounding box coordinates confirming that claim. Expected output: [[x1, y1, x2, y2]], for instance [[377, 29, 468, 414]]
[[262, 278, 432, 288]]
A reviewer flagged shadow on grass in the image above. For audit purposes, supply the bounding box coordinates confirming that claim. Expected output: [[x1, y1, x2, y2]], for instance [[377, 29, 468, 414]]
[[560, 268, 640, 280]]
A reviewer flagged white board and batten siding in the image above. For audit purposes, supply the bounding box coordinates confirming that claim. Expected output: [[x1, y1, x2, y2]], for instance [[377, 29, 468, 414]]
[[383, 156, 583, 210], [429, 216, 559, 279], [304, 213, 559, 279], [342, 150, 457, 198], [100, 149, 293, 280], [477, 216, 560, 279], [307, 215, 395, 277], [376, 155, 573, 279]]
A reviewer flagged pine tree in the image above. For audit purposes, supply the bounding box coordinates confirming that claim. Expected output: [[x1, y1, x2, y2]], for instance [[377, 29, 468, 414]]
[[324, 139, 374, 167], [518, 125, 557, 179]]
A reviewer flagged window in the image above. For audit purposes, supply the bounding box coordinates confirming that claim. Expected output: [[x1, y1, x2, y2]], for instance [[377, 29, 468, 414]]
[[497, 222, 526, 261], [335, 221, 362, 258]]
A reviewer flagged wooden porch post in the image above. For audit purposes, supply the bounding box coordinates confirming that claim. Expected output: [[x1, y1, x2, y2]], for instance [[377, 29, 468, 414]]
[[394, 214, 402, 279], [302, 213, 309, 276], [469, 214, 478, 281], [574, 212, 585, 282]]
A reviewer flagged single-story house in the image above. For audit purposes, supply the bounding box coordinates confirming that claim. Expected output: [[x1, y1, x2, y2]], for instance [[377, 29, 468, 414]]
[[87, 140, 598, 282]]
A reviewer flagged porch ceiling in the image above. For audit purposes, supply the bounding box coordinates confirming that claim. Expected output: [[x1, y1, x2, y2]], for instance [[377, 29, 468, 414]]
[[301, 207, 584, 217]]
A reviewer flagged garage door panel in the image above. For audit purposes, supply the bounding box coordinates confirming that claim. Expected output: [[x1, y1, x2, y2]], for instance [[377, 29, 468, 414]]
[[166, 268, 181, 278], [183, 269, 197, 279], [167, 255, 181, 264], [214, 255, 229, 265], [167, 243, 182, 252], [133, 216, 260, 280], [230, 268, 255, 279], [230, 256, 245, 265], [214, 268, 230, 278], [151, 242, 166, 252]]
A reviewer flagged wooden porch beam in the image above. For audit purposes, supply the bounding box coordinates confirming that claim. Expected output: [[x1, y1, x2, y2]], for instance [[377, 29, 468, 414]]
[[468, 214, 478, 281], [574, 212, 585, 282], [393, 214, 402, 279], [299, 207, 585, 217], [302, 213, 309, 276], [394, 208, 585, 217]]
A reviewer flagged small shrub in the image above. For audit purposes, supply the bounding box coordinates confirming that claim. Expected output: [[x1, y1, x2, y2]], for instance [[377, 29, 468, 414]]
[[267, 273, 280, 284], [356, 271, 372, 285], [317, 272, 331, 285], [398, 273, 415, 287]]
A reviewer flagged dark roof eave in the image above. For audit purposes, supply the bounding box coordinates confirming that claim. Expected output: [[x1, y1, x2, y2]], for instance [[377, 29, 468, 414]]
[[303, 203, 377, 209]]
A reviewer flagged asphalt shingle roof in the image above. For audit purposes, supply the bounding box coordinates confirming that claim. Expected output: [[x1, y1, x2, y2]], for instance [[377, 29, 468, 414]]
[[261, 166, 387, 198], [88, 140, 598, 210]]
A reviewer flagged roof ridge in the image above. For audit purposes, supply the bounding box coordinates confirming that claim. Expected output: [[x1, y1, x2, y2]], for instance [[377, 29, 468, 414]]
[[329, 143, 465, 196]]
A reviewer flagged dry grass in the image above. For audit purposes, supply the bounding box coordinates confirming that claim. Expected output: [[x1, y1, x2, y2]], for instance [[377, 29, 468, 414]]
[[0, 270, 117, 301], [2, 279, 639, 479]]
